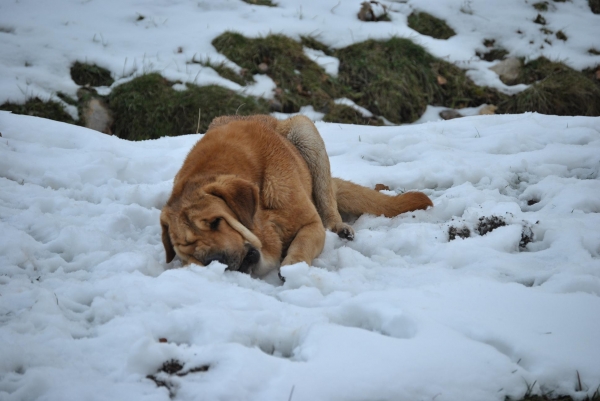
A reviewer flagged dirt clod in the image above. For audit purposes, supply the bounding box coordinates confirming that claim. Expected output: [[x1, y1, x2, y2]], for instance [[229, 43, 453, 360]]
[[476, 216, 507, 236], [448, 226, 471, 241]]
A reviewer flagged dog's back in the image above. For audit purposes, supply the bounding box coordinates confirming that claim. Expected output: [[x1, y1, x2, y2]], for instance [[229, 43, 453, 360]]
[[174, 119, 312, 204]]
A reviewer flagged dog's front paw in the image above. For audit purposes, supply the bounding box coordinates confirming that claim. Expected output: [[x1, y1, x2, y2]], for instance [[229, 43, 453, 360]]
[[333, 223, 355, 241]]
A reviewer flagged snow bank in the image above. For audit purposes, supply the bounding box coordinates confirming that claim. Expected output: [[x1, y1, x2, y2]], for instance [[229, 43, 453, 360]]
[[1, 111, 599, 400]]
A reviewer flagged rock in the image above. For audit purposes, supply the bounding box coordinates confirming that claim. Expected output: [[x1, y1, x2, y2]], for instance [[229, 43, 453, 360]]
[[268, 99, 283, 112], [489, 57, 522, 85], [358, 1, 388, 22], [439, 109, 463, 120], [258, 63, 269, 73], [82, 97, 113, 134], [478, 105, 497, 115]]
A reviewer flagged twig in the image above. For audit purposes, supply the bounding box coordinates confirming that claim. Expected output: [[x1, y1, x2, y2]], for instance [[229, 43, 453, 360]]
[[288, 385, 295, 401], [330, 0, 341, 13], [235, 103, 246, 115], [196, 109, 202, 134]]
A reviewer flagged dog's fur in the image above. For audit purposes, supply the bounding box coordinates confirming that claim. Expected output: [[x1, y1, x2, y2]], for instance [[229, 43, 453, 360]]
[[160, 115, 432, 277]]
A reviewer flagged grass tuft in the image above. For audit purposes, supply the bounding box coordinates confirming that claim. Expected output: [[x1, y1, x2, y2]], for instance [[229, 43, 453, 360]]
[[533, 1, 549, 11], [70, 61, 114, 87], [212, 32, 343, 113], [407, 12, 456, 39], [190, 57, 250, 86], [108, 73, 269, 140], [323, 104, 383, 126], [498, 58, 600, 116], [300, 35, 333, 56], [0, 98, 75, 124], [590, 0, 600, 13], [336, 37, 503, 123], [555, 30, 568, 41]]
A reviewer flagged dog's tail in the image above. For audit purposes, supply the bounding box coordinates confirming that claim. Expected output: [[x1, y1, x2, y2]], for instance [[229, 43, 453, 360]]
[[332, 178, 433, 218]]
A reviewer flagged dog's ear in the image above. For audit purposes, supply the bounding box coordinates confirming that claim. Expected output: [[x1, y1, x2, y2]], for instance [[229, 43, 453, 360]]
[[160, 215, 176, 263], [204, 177, 258, 230]]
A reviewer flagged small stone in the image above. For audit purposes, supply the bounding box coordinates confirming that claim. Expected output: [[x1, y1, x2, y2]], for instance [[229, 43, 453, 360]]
[[478, 105, 497, 115], [358, 1, 387, 22], [489, 57, 522, 85], [439, 109, 463, 120], [258, 63, 269, 73], [82, 97, 113, 134], [268, 99, 283, 112], [437, 75, 448, 85]]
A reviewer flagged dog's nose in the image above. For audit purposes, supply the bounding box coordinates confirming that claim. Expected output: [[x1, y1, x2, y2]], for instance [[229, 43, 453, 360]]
[[203, 253, 226, 266], [238, 246, 260, 274]]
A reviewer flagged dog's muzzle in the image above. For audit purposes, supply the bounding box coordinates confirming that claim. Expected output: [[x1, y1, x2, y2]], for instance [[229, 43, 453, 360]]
[[202, 244, 260, 274], [238, 244, 260, 274]]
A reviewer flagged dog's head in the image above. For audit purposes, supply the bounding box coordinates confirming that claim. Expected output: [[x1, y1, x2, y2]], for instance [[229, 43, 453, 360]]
[[160, 175, 262, 273]]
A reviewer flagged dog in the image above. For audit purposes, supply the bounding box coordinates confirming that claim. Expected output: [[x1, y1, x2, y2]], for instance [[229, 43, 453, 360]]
[[160, 115, 432, 277]]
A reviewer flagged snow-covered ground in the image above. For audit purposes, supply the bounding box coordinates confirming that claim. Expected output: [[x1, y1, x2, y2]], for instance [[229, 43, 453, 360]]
[[1, 0, 600, 400], [1, 0, 599, 121], [1, 111, 600, 401]]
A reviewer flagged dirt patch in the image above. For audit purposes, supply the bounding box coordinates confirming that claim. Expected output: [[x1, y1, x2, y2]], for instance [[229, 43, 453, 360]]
[[147, 358, 210, 397], [448, 226, 471, 241], [476, 216, 507, 236], [520, 225, 535, 249]]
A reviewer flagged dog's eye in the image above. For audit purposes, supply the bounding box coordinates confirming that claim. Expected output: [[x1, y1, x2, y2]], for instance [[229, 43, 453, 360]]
[[209, 217, 221, 231]]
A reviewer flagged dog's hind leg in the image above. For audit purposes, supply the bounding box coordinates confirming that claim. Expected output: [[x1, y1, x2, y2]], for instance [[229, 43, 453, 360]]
[[277, 115, 355, 240], [332, 178, 433, 218]]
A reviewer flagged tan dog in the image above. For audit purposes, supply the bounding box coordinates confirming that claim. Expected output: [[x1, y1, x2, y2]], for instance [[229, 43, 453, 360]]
[[160, 115, 432, 277]]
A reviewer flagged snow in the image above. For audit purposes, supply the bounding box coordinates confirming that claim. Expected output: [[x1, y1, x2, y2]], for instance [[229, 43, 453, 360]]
[[1, 0, 600, 399], [1, 110, 600, 401]]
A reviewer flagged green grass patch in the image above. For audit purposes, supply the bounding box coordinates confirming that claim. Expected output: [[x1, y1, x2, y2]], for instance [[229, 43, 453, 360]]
[[56, 92, 78, 106], [70, 61, 114, 87], [533, 1, 549, 11], [190, 57, 249, 86], [513, 57, 570, 84], [212, 32, 344, 113], [323, 104, 383, 126], [498, 59, 600, 116], [300, 35, 333, 56], [108, 73, 270, 140], [407, 12, 456, 39], [0, 97, 75, 124], [335, 37, 503, 123]]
